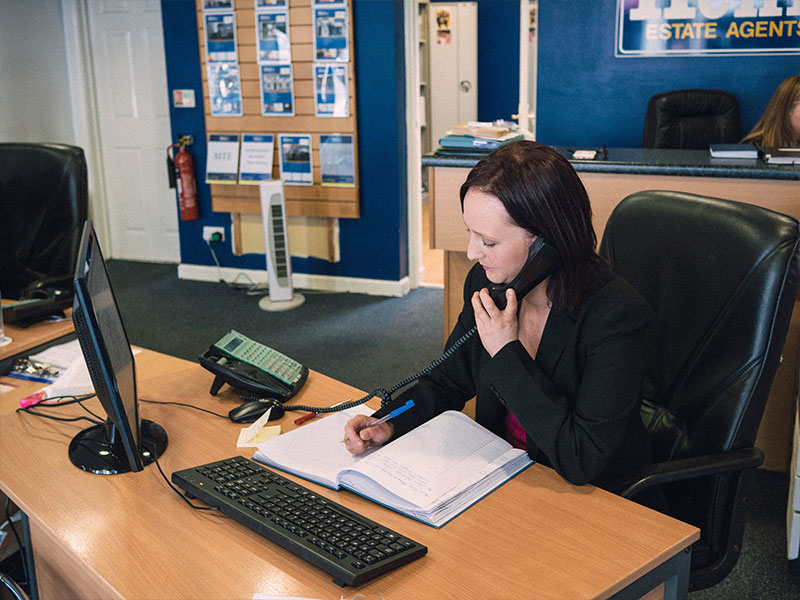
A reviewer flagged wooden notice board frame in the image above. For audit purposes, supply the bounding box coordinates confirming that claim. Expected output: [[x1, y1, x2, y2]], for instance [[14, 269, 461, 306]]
[[196, 0, 359, 219]]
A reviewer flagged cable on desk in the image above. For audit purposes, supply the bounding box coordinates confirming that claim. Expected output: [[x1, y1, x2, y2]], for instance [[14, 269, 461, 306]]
[[23, 393, 96, 407], [139, 398, 228, 419], [16, 393, 104, 425], [13, 398, 219, 512], [145, 442, 219, 512]]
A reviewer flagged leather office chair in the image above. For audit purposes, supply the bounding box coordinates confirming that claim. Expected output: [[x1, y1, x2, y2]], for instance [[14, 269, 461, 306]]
[[0, 143, 88, 300], [599, 191, 800, 591], [642, 89, 741, 149], [0, 573, 31, 600]]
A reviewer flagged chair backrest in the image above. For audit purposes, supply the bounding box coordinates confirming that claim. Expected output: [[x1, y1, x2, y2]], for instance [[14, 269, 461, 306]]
[[642, 89, 741, 149], [0, 143, 88, 298], [599, 191, 800, 582]]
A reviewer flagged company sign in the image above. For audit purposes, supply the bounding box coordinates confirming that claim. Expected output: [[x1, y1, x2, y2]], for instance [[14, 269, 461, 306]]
[[616, 0, 800, 56]]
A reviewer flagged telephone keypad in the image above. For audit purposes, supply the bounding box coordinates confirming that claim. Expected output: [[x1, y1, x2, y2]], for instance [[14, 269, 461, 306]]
[[215, 330, 303, 386]]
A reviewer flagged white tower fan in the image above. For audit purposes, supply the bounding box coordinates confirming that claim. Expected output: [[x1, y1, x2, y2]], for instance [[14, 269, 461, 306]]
[[258, 179, 305, 311]]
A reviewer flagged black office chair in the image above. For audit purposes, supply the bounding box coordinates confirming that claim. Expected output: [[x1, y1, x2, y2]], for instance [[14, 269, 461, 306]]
[[0, 143, 88, 300], [0, 572, 30, 600], [599, 190, 800, 591], [642, 89, 741, 149]]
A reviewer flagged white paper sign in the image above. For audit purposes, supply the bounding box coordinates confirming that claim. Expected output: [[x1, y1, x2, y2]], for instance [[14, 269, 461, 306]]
[[206, 134, 240, 184], [239, 134, 275, 184]]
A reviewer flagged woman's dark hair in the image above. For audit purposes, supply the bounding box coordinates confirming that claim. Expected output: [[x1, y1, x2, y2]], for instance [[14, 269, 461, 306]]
[[459, 140, 603, 312]]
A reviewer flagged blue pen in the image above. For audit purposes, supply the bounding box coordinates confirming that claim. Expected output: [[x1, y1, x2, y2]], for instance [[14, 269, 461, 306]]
[[342, 400, 415, 443], [362, 399, 415, 430]]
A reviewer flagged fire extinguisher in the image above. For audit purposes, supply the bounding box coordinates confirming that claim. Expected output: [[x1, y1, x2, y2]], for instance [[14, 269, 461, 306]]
[[167, 135, 199, 221]]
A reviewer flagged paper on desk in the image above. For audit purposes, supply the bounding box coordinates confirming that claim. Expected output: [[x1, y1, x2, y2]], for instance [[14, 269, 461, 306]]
[[28, 339, 83, 370], [43, 356, 94, 399], [237, 407, 281, 447], [30, 340, 141, 401]]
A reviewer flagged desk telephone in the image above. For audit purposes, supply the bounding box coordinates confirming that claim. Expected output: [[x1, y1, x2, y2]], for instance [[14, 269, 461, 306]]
[[199, 330, 308, 402]]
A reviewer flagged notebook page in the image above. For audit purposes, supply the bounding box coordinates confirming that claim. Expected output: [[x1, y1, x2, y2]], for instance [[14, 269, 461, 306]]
[[253, 406, 373, 488], [338, 411, 520, 510]]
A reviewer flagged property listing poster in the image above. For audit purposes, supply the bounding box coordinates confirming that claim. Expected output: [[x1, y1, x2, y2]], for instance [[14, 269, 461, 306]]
[[279, 134, 313, 186], [203, 0, 233, 9], [256, 9, 291, 63], [204, 12, 238, 62], [260, 64, 295, 116], [313, 6, 349, 61], [207, 62, 243, 116], [320, 134, 355, 187], [313, 63, 349, 117]]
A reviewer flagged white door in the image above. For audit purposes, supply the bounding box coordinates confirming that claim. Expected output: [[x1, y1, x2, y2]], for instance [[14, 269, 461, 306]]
[[427, 2, 478, 145], [87, 0, 179, 261]]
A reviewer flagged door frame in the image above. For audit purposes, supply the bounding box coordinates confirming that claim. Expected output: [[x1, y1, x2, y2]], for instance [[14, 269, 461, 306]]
[[62, 0, 112, 252], [404, 0, 424, 290]]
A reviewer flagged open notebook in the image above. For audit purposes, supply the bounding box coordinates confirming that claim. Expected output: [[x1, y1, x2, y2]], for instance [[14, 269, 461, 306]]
[[253, 407, 533, 528]]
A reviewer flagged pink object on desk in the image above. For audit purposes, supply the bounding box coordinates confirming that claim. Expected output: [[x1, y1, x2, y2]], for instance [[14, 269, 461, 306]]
[[19, 391, 46, 408]]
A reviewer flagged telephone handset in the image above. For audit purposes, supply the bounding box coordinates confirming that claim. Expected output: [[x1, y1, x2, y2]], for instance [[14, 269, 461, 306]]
[[489, 237, 561, 310], [199, 330, 308, 402]]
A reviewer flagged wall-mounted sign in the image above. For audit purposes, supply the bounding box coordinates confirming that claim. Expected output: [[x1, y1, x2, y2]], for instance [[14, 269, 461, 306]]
[[172, 89, 196, 108], [616, 0, 800, 57]]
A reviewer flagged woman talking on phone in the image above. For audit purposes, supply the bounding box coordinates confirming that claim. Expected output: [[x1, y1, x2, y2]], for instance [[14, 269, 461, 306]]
[[344, 141, 654, 493]]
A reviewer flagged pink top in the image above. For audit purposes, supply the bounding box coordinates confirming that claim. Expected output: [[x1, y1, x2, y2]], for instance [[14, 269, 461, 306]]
[[504, 411, 528, 451]]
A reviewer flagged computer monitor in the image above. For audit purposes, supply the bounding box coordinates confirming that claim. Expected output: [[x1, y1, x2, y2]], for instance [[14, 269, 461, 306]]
[[69, 220, 167, 474]]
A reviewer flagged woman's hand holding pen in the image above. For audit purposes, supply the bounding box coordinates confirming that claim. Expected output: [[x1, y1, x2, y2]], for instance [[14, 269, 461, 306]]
[[343, 415, 394, 455]]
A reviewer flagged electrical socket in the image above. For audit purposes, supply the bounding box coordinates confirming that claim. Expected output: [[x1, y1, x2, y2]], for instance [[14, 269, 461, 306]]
[[202, 226, 225, 243]]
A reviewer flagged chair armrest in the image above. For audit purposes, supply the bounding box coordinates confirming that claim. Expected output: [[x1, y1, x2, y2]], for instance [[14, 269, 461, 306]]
[[613, 446, 764, 499]]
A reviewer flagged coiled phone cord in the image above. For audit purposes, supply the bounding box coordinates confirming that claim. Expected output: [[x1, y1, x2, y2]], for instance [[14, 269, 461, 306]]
[[285, 325, 478, 414]]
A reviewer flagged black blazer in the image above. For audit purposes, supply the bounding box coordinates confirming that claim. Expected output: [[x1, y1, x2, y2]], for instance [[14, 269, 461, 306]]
[[375, 262, 654, 489]]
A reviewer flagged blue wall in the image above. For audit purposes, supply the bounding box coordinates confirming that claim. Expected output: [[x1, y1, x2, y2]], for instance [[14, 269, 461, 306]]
[[536, 1, 799, 147], [161, 0, 408, 281], [475, 0, 519, 123]]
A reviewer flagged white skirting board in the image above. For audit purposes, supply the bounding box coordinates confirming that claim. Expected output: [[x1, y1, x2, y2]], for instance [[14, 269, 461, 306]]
[[177, 263, 411, 297]]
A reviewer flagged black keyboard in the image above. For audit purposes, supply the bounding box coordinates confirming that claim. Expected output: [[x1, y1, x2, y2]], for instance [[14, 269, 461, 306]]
[[171, 456, 427, 586]]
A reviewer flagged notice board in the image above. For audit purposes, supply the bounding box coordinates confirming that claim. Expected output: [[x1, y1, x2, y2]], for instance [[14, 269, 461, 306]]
[[196, 0, 359, 220]]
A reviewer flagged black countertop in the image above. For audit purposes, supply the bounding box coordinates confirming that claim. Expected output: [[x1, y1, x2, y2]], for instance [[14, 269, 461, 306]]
[[422, 146, 800, 181]]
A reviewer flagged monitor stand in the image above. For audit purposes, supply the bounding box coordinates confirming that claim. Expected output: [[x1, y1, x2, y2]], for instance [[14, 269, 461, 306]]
[[68, 419, 168, 475]]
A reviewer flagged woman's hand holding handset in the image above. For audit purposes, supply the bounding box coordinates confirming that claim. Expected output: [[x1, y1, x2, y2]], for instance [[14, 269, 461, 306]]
[[472, 287, 520, 357]]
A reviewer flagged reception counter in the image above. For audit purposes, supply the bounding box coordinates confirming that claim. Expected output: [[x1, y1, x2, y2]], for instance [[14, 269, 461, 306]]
[[423, 146, 800, 471]]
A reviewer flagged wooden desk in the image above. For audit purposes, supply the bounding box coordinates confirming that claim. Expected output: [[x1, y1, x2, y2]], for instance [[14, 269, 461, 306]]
[[424, 149, 800, 472], [0, 349, 698, 599], [0, 305, 74, 373]]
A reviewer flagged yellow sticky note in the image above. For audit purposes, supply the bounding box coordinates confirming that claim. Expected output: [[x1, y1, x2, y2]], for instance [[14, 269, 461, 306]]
[[236, 407, 281, 447]]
